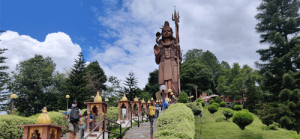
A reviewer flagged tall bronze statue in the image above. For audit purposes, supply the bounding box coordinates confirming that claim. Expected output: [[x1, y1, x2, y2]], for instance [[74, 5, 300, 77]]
[[154, 9, 182, 98]]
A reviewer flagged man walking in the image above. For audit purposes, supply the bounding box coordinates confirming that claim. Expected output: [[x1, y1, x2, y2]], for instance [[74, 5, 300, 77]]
[[149, 103, 158, 139], [64, 100, 81, 139]]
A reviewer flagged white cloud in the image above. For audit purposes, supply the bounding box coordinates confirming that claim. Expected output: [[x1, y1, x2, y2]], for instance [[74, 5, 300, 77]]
[[0, 31, 82, 76], [88, 0, 270, 89]]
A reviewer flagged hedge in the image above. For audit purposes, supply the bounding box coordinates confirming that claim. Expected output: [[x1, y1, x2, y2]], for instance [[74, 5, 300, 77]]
[[185, 102, 203, 116], [234, 105, 242, 111], [0, 111, 68, 139], [154, 103, 195, 139]]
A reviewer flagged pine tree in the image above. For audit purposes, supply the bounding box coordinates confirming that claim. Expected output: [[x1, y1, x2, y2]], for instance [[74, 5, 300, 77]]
[[59, 52, 90, 109], [255, 0, 300, 100], [85, 61, 107, 97], [123, 71, 138, 101], [0, 48, 9, 111]]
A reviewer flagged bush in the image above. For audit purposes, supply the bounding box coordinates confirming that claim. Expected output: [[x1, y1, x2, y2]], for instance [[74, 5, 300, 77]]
[[294, 134, 300, 139], [208, 105, 218, 114], [220, 102, 226, 107], [234, 105, 242, 111], [177, 91, 189, 103], [200, 101, 205, 107], [269, 125, 277, 130], [215, 96, 222, 103], [279, 116, 294, 130], [0, 111, 69, 138], [230, 102, 237, 109], [232, 109, 254, 130], [185, 102, 203, 116], [197, 98, 203, 102], [212, 103, 219, 108], [223, 109, 234, 120], [154, 103, 195, 139], [209, 99, 216, 104], [215, 117, 223, 122]]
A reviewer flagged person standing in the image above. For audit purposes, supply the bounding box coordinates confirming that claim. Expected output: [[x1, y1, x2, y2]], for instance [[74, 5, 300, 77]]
[[122, 108, 126, 119], [64, 100, 81, 139], [79, 110, 89, 139], [149, 103, 158, 139], [155, 103, 160, 118]]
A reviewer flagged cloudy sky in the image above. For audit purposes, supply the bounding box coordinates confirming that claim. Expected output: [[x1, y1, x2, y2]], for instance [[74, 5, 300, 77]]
[[0, 0, 269, 91]]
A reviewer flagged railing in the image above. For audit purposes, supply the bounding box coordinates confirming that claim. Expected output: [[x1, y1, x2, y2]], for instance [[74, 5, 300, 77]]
[[84, 119, 104, 139], [105, 118, 122, 139]]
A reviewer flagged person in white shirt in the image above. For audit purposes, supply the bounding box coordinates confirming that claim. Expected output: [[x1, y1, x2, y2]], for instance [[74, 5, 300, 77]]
[[122, 108, 126, 119]]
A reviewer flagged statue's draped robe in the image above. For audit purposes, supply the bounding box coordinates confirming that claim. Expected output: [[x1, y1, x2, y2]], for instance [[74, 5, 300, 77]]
[[155, 40, 181, 96]]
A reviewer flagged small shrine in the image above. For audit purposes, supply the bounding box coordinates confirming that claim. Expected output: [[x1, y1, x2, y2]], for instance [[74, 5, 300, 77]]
[[17, 107, 67, 139], [84, 91, 109, 132], [116, 94, 131, 127], [150, 97, 155, 104], [130, 96, 141, 118]]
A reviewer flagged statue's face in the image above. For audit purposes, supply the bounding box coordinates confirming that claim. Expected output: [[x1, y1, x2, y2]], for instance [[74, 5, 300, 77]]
[[162, 27, 172, 38]]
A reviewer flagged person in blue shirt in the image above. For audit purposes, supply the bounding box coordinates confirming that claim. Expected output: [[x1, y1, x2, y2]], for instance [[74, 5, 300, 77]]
[[163, 100, 168, 110], [89, 112, 98, 130]]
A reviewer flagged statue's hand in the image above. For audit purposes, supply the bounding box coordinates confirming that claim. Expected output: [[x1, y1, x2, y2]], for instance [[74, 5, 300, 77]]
[[154, 44, 160, 55]]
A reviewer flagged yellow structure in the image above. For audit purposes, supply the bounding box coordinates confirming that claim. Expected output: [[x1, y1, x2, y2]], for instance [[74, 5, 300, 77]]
[[121, 94, 128, 101], [141, 99, 145, 103], [36, 107, 51, 124], [94, 91, 102, 102], [134, 96, 138, 101]]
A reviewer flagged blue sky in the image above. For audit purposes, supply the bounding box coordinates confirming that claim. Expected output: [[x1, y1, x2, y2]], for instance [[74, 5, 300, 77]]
[[0, 0, 269, 100]]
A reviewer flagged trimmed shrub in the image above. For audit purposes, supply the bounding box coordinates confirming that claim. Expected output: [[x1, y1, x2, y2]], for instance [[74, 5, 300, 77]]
[[223, 109, 234, 120], [269, 125, 277, 130], [212, 103, 219, 108], [178, 91, 189, 103], [215, 96, 222, 103], [232, 109, 254, 130], [208, 105, 218, 114], [185, 102, 203, 116], [215, 118, 223, 122], [200, 101, 205, 107], [220, 102, 226, 107], [154, 103, 195, 139], [197, 98, 203, 102], [234, 105, 242, 111], [230, 102, 237, 109], [279, 116, 294, 130], [209, 99, 216, 104]]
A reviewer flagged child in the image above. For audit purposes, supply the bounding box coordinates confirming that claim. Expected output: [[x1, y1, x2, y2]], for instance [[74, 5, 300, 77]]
[[79, 110, 88, 139]]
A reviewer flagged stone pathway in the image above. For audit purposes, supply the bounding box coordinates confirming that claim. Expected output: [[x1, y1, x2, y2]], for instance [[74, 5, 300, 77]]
[[122, 110, 162, 139]]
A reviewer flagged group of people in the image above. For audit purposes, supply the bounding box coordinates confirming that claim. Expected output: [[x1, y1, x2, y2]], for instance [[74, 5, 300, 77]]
[[64, 100, 98, 139], [64, 99, 172, 139]]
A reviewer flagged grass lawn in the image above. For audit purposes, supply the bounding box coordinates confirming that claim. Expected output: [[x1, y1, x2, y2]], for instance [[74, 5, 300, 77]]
[[195, 107, 296, 139]]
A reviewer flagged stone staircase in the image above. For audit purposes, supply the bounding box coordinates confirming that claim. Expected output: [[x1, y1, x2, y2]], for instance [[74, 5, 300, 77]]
[[122, 110, 162, 139]]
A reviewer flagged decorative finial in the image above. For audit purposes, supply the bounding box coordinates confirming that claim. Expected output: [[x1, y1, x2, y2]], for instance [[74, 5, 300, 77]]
[[121, 93, 128, 101], [36, 107, 51, 124], [94, 91, 102, 102]]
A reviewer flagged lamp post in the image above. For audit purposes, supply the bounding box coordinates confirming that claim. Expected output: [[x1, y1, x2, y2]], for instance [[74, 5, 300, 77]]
[[10, 93, 17, 116], [160, 85, 166, 110], [194, 85, 198, 100], [66, 95, 70, 110]]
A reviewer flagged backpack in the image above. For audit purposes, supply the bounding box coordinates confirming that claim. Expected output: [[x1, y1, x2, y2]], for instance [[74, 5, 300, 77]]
[[69, 108, 79, 123]]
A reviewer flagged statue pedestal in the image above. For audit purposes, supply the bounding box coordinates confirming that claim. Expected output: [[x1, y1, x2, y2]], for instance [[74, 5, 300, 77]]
[[17, 124, 67, 139]]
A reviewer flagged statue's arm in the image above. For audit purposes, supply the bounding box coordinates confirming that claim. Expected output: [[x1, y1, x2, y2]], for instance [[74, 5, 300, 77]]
[[154, 44, 161, 64]]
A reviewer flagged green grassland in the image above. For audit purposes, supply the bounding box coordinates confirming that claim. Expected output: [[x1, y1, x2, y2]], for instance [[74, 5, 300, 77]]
[[196, 107, 296, 139]]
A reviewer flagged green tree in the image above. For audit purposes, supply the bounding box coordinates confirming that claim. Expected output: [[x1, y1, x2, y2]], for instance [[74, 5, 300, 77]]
[[143, 69, 159, 100], [0, 48, 9, 111], [123, 71, 138, 101], [59, 52, 90, 109], [7, 55, 60, 116], [183, 49, 203, 63], [177, 91, 189, 103], [85, 61, 107, 95], [106, 76, 123, 100], [180, 59, 214, 99], [216, 63, 259, 109], [215, 96, 222, 103], [255, 0, 300, 101]]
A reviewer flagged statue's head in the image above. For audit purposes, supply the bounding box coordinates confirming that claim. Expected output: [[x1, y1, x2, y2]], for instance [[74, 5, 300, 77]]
[[161, 21, 174, 41]]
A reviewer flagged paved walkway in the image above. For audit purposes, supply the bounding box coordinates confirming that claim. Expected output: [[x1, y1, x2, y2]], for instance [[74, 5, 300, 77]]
[[123, 110, 162, 139]]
